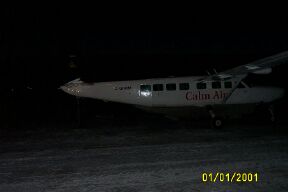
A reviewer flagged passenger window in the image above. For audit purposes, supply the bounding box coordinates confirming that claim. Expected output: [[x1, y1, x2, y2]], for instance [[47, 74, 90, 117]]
[[224, 81, 232, 88], [140, 85, 151, 96], [140, 85, 151, 91], [179, 83, 189, 90], [197, 82, 206, 89], [166, 83, 176, 91], [153, 84, 163, 91], [212, 81, 221, 89]]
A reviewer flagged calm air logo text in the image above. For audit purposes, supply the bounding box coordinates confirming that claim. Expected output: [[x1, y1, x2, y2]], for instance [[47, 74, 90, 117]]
[[186, 91, 229, 101]]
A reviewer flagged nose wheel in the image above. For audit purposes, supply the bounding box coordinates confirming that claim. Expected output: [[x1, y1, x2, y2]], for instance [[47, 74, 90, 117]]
[[268, 105, 275, 122]]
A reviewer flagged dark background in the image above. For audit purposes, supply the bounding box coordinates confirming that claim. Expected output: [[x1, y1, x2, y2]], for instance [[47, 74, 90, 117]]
[[1, 6, 288, 130]]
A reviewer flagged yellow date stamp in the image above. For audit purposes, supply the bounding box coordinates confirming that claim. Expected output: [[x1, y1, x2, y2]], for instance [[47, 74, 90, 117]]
[[202, 172, 258, 183]]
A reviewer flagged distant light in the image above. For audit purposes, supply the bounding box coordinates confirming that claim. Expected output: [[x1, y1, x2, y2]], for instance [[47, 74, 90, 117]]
[[69, 63, 77, 69], [69, 54, 78, 69]]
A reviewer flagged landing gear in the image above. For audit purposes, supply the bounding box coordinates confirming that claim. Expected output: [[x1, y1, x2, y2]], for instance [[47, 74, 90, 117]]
[[211, 116, 223, 129], [207, 106, 223, 129], [268, 105, 276, 122], [75, 96, 82, 128]]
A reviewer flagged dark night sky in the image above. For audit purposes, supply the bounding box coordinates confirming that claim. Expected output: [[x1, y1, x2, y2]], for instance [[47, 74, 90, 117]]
[[1, 7, 288, 91], [1, 6, 288, 127]]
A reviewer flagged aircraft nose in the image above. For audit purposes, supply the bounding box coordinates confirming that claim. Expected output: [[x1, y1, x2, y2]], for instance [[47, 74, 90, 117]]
[[59, 85, 70, 94], [60, 78, 84, 96], [60, 82, 81, 96]]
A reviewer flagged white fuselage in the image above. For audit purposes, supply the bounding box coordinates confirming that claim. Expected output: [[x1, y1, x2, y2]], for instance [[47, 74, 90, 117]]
[[61, 76, 284, 107]]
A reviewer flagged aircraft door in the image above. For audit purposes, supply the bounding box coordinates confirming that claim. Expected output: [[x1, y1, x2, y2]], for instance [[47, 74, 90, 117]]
[[152, 84, 164, 106], [139, 84, 152, 105]]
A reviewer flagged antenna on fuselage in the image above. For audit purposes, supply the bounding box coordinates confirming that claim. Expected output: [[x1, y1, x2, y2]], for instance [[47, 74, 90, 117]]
[[206, 71, 211, 76]]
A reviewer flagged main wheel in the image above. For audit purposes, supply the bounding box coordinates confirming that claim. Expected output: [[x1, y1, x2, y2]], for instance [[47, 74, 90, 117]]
[[211, 117, 223, 129]]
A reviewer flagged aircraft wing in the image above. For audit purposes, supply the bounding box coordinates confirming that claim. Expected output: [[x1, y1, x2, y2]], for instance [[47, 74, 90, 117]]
[[204, 50, 288, 81]]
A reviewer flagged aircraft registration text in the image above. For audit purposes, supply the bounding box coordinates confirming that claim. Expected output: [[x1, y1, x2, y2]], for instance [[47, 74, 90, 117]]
[[186, 90, 229, 101]]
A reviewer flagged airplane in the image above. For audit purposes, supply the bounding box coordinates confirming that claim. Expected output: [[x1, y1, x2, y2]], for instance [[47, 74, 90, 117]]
[[60, 51, 287, 128]]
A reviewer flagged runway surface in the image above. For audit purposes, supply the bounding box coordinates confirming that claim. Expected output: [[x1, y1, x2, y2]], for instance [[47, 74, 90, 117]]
[[0, 121, 288, 191]]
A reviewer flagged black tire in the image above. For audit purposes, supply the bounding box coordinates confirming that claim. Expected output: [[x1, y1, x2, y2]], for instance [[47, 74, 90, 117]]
[[211, 117, 223, 129]]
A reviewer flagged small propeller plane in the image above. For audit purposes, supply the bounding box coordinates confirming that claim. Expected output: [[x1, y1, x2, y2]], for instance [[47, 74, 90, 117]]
[[61, 51, 287, 128]]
